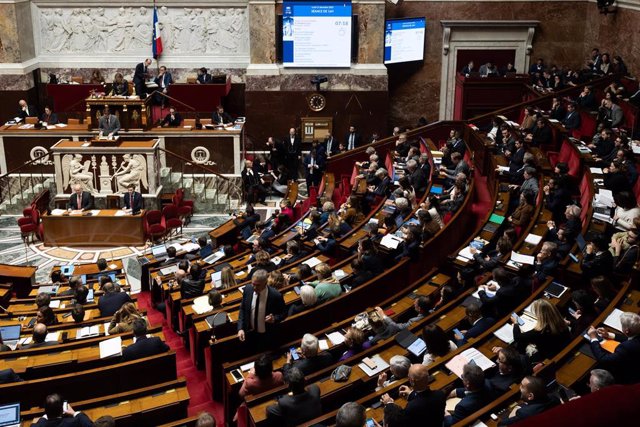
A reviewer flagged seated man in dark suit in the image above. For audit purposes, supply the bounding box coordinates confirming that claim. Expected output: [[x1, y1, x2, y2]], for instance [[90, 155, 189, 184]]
[[40, 106, 59, 125], [581, 234, 614, 279], [487, 346, 528, 393], [562, 102, 581, 130], [212, 105, 233, 125], [20, 323, 58, 350], [161, 107, 182, 127], [98, 282, 132, 317], [454, 302, 495, 346], [178, 262, 205, 299], [266, 367, 321, 427], [241, 160, 267, 205], [122, 184, 143, 213], [32, 393, 94, 427], [444, 363, 494, 426], [0, 368, 22, 384], [196, 67, 212, 84], [381, 364, 446, 427], [153, 66, 173, 105], [122, 318, 170, 362], [68, 184, 91, 210], [17, 99, 38, 120], [587, 312, 640, 384], [160, 246, 182, 267], [499, 376, 559, 425], [282, 333, 334, 377]]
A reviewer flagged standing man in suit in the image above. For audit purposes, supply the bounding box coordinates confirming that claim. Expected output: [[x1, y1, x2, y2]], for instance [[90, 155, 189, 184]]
[[40, 106, 59, 125], [32, 393, 94, 427], [266, 136, 284, 171], [345, 125, 361, 151], [122, 318, 170, 362], [133, 58, 152, 98], [69, 184, 91, 210], [153, 65, 173, 106], [123, 184, 142, 213], [323, 133, 339, 158], [304, 149, 323, 190], [237, 269, 286, 350], [98, 107, 120, 138], [212, 105, 233, 125], [587, 312, 640, 384], [161, 107, 182, 127], [284, 127, 301, 177], [17, 99, 38, 120], [266, 367, 322, 427], [381, 364, 446, 427]]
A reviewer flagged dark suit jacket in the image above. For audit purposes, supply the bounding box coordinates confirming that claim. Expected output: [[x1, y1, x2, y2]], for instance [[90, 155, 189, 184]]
[[124, 191, 143, 212], [457, 317, 496, 345], [18, 105, 38, 119], [237, 285, 286, 334], [581, 251, 614, 278], [41, 112, 59, 125], [446, 386, 494, 426], [266, 384, 322, 427], [133, 62, 147, 84], [154, 72, 173, 90], [389, 388, 446, 427], [344, 132, 362, 149], [283, 135, 302, 158], [0, 368, 22, 384], [21, 340, 58, 350], [409, 167, 428, 194], [531, 124, 553, 146], [197, 74, 213, 84], [323, 137, 339, 157], [562, 111, 581, 130], [161, 112, 182, 127], [32, 413, 94, 427], [122, 335, 170, 362], [212, 111, 233, 125], [241, 168, 261, 190], [303, 154, 322, 178], [499, 396, 559, 425], [590, 335, 640, 384], [180, 277, 205, 299], [98, 292, 132, 317], [68, 191, 91, 210], [479, 279, 529, 318], [282, 351, 334, 376]]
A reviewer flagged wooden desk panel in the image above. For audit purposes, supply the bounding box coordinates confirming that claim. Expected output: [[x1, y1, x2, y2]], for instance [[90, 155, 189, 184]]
[[42, 210, 145, 247]]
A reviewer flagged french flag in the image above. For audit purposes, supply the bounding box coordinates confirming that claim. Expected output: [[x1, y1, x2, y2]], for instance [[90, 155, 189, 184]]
[[152, 5, 163, 59]]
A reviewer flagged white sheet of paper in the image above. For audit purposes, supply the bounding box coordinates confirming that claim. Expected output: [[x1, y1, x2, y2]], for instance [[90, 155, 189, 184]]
[[510, 252, 535, 265], [326, 331, 345, 345], [524, 234, 543, 245], [99, 336, 122, 359], [302, 257, 322, 268], [604, 308, 624, 332]]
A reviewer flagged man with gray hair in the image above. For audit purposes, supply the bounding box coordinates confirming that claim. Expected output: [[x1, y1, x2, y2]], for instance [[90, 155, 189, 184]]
[[282, 333, 334, 376], [587, 311, 640, 384], [589, 368, 615, 393], [406, 159, 427, 193], [376, 355, 411, 390], [336, 401, 366, 427], [237, 268, 286, 350]]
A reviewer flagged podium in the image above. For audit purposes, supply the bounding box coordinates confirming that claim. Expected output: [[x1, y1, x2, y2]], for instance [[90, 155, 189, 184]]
[[85, 96, 152, 131]]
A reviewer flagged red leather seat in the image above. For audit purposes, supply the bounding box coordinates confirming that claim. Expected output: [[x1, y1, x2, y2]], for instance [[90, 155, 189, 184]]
[[19, 208, 39, 243], [174, 188, 194, 225], [144, 210, 166, 242], [162, 204, 183, 237], [17, 207, 34, 227]]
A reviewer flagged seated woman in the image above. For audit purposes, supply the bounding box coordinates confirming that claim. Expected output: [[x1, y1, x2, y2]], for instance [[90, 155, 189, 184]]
[[271, 165, 289, 195], [111, 72, 129, 96], [357, 237, 383, 275], [108, 302, 144, 334], [395, 225, 421, 262], [610, 225, 639, 276], [319, 201, 335, 224], [216, 266, 237, 290], [422, 324, 457, 365], [309, 262, 342, 303], [247, 251, 277, 279], [565, 290, 598, 338], [338, 327, 372, 361], [267, 270, 288, 291], [36, 306, 58, 327], [297, 210, 321, 241], [339, 195, 365, 228], [613, 191, 640, 231], [418, 209, 442, 243], [327, 213, 352, 237], [288, 285, 318, 316], [511, 299, 571, 363], [508, 190, 536, 234]]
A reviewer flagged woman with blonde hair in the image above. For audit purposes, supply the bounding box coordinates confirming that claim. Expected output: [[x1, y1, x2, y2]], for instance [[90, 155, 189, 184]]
[[511, 298, 570, 362], [217, 266, 237, 290], [108, 302, 144, 334], [310, 262, 342, 303], [339, 327, 372, 361], [248, 251, 277, 279], [267, 270, 288, 290]]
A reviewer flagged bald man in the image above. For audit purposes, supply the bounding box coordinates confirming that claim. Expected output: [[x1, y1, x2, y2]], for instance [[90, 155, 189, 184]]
[[17, 99, 38, 120], [133, 58, 152, 98], [68, 184, 91, 210], [380, 364, 446, 427], [21, 323, 57, 349]]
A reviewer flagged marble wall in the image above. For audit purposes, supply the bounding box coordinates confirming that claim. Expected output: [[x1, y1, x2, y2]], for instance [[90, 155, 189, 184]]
[[385, 1, 593, 126]]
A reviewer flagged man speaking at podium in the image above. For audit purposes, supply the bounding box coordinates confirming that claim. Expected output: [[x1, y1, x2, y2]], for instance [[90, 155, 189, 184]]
[[69, 184, 91, 210], [98, 107, 120, 138], [123, 184, 143, 213]]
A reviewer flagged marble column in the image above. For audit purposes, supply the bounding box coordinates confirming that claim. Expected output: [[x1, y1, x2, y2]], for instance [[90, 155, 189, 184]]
[[248, 0, 276, 65], [355, 1, 386, 65], [0, 0, 37, 91]]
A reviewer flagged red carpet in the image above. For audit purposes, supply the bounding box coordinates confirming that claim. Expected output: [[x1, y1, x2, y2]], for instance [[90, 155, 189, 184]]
[[137, 292, 224, 423]]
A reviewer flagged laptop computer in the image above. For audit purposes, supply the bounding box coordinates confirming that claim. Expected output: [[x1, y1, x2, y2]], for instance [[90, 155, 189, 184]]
[[576, 233, 587, 252], [38, 285, 58, 295], [204, 250, 225, 265], [0, 325, 21, 349], [0, 402, 20, 427], [199, 244, 214, 259], [151, 245, 168, 261]]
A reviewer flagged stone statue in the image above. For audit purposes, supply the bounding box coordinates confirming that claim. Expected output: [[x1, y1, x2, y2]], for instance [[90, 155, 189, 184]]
[[113, 154, 148, 193], [62, 154, 97, 193]]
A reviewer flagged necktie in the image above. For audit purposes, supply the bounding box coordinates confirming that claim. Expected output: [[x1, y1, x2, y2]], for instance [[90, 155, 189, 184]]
[[77, 194, 81, 208], [253, 292, 261, 331]]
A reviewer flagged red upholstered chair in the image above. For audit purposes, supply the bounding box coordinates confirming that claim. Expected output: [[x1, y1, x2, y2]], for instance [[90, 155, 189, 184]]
[[172, 194, 193, 226], [17, 207, 34, 227], [162, 204, 183, 237], [144, 210, 166, 242], [175, 188, 194, 224], [19, 208, 39, 243]]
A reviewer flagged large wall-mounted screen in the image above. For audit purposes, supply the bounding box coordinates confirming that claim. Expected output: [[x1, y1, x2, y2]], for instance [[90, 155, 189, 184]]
[[384, 17, 426, 65], [282, 1, 352, 68]]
